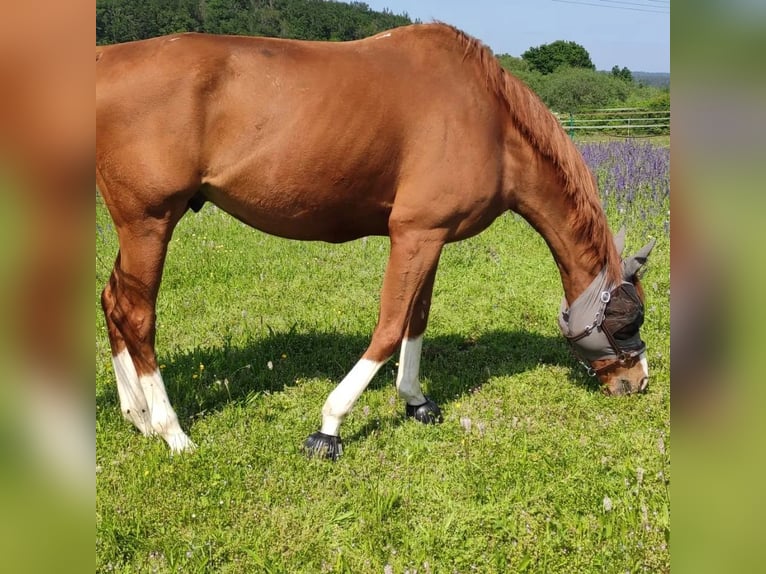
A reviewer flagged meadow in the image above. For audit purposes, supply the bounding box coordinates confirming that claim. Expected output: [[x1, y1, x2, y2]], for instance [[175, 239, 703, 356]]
[[96, 139, 670, 573]]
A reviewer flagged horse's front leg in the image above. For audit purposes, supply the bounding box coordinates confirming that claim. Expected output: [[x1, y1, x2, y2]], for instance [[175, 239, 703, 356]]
[[302, 358, 385, 461], [303, 229, 445, 460]]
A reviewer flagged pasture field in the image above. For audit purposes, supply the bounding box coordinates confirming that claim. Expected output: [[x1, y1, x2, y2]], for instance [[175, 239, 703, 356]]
[[96, 140, 670, 573]]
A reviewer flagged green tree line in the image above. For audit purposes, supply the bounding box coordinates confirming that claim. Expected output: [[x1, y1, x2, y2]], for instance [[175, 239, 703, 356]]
[[97, 0, 413, 44], [498, 40, 669, 115], [96, 0, 668, 116]]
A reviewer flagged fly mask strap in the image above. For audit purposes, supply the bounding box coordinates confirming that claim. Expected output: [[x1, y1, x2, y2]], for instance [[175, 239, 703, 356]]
[[558, 268, 616, 375]]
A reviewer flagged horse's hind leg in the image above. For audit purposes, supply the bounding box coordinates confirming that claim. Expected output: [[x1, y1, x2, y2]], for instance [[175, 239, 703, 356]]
[[102, 217, 194, 453], [303, 228, 445, 460]]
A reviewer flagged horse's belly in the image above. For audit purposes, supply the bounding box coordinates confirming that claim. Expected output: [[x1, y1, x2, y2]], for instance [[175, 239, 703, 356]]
[[203, 183, 392, 242]]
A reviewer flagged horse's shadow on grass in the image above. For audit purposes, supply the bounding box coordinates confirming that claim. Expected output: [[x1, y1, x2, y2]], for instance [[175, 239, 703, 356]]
[[97, 329, 600, 446]]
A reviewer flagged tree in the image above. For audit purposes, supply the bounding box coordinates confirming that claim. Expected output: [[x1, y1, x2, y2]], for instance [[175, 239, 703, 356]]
[[539, 67, 629, 113], [496, 53, 545, 95], [96, 0, 412, 45], [202, 0, 251, 35], [521, 40, 595, 75], [611, 65, 633, 83], [496, 53, 528, 73], [97, 0, 204, 44], [645, 89, 670, 111]]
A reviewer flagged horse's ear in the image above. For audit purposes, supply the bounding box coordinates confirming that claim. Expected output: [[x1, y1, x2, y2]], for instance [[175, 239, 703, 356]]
[[613, 226, 627, 256], [622, 238, 656, 280]]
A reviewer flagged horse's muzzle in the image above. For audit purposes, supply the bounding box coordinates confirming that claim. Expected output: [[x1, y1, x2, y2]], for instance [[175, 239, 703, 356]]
[[603, 376, 649, 396]]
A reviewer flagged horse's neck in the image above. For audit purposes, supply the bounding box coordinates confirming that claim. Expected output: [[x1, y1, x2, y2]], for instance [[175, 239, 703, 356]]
[[510, 159, 610, 305], [539, 219, 602, 306]]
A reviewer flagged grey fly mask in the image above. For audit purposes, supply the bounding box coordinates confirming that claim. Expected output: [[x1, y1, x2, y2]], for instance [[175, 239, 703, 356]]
[[558, 228, 656, 375]]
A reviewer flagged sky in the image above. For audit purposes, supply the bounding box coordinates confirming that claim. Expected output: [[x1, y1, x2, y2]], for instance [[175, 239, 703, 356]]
[[364, 0, 670, 73]]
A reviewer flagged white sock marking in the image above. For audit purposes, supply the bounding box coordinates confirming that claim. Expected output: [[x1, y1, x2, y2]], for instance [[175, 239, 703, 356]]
[[639, 355, 649, 391], [320, 358, 384, 436], [138, 369, 195, 453], [396, 336, 427, 406], [112, 348, 151, 435]]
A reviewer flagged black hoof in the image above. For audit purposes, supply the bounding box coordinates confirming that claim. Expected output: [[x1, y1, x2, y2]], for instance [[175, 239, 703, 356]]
[[405, 397, 443, 424], [303, 431, 343, 461]]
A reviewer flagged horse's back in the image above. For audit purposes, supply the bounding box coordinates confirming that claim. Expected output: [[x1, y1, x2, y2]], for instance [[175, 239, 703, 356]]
[[96, 25, 509, 241]]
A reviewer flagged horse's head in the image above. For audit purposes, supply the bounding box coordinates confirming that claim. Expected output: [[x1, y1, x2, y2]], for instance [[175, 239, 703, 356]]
[[559, 229, 656, 395]]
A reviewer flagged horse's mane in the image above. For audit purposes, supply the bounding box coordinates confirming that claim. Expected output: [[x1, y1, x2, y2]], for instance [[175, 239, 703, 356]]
[[434, 23, 621, 285]]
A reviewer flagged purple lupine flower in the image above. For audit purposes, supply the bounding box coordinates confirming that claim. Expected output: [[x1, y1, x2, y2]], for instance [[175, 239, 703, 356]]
[[577, 140, 669, 234]]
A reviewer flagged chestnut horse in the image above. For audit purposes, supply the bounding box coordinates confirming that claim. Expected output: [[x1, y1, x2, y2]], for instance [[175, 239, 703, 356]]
[[96, 23, 655, 459]]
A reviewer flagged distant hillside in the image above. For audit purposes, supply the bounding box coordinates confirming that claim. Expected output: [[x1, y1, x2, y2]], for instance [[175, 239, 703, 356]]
[[632, 71, 670, 88], [97, 0, 414, 45]]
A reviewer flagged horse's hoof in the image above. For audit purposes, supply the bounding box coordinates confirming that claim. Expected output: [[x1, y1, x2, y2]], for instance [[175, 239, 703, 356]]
[[405, 397, 443, 424], [303, 431, 343, 461]]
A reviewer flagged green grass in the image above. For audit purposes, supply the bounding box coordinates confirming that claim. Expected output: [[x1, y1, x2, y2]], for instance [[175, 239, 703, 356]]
[[96, 192, 670, 572]]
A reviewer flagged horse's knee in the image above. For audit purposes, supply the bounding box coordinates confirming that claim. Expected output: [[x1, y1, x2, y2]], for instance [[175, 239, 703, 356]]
[[128, 308, 153, 341], [107, 284, 154, 339]]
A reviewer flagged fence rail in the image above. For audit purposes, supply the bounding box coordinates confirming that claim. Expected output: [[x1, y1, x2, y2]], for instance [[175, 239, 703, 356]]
[[555, 108, 670, 137]]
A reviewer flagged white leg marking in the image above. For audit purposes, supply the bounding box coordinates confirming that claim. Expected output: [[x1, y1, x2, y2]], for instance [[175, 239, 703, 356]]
[[639, 355, 650, 391], [320, 358, 384, 436], [139, 369, 196, 453], [112, 348, 151, 435], [396, 336, 427, 406]]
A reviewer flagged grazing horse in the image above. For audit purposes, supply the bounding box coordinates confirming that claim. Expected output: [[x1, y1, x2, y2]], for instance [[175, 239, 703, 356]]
[[96, 23, 655, 460]]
